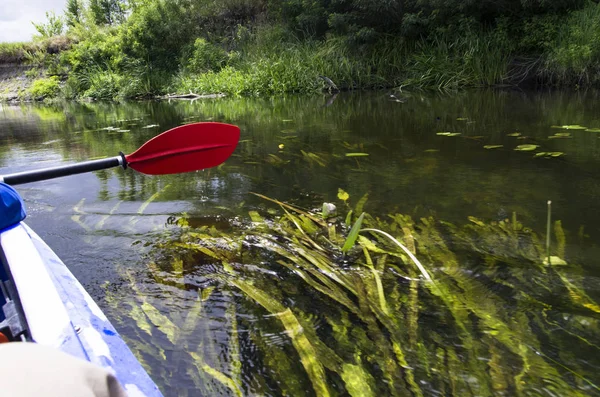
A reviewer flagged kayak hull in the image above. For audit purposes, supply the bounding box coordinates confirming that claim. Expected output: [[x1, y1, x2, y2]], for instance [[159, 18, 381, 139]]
[[0, 223, 162, 396]]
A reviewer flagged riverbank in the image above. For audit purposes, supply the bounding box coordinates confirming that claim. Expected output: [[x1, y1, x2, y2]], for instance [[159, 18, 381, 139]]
[[1, 1, 599, 102]]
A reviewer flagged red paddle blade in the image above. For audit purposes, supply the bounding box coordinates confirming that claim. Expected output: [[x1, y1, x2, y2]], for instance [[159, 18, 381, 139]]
[[125, 122, 240, 175]]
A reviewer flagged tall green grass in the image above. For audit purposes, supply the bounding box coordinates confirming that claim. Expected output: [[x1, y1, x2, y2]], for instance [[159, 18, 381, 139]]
[[401, 31, 514, 90], [172, 26, 515, 96], [543, 1, 600, 86]]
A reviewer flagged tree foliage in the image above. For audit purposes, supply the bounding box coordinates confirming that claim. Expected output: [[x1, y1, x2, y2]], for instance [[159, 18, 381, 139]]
[[32, 12, 64, 39], [89, 0, 127, 26], [65, 0, 83, 27]]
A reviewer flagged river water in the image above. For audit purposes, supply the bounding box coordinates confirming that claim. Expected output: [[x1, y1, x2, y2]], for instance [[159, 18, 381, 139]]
[[1, 90, 600, 396]]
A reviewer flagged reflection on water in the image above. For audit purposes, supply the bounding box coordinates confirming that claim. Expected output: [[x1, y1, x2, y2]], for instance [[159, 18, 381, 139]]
[[1, 90, 600, 395]]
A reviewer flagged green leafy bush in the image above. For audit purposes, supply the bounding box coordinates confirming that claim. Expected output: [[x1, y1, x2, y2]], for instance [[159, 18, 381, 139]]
[[544, 2, 600, 84], [185, 38, 228, 73], [28, 76, 61, 98]]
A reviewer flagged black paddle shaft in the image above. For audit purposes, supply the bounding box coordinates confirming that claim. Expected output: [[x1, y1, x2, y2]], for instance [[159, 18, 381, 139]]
[[1, 154, 127, 186]]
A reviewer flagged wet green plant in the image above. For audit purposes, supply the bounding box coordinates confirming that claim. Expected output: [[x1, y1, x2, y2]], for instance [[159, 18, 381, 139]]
[[114, 191, 600, 396]]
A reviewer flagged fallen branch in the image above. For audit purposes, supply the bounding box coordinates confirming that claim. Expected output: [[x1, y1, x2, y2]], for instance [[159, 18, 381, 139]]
[[161, 91, 226, 100]]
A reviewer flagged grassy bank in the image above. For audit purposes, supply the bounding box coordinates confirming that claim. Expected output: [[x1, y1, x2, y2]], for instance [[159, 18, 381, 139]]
[[2, 1, 600, 101]]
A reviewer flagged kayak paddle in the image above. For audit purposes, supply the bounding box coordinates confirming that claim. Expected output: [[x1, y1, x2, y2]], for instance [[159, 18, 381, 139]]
[[0, 122, 240, 185]]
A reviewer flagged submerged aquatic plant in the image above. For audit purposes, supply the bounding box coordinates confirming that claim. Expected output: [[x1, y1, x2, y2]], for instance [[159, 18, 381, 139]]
[[113, 192, 600, 396]]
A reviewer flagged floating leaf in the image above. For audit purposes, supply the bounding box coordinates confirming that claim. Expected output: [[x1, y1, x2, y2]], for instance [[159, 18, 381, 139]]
[[456, 117, 469, 121], [338, 188, 349, 202], [534, 152, 564, 158], [585, 128, 600, 132], [514, 144, 539, 151], [424, 149, 439, 153], [436, 132, 461, 136], [345, 153, 369, 157], [548, 134, 572, 139], [507, 132, 521, 137], [484, 145, 503, 149], [142, 124, 159, 128], [342, 212, 365, 254], [278, 144, 285, 149], [561, 125, 586, 129]]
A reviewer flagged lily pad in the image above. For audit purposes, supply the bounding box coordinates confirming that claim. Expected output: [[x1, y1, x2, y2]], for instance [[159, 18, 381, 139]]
[[345, 153, 369, 157], [456, 117, 469, 121], [436, 132, 461, 136], [514, 144, 539, 151], [534, 152, 564, 158], [585, 128, 600, 132], [484, 145, 503, 149], [507, 132, 521, 137], [561, 125, 586, 130]]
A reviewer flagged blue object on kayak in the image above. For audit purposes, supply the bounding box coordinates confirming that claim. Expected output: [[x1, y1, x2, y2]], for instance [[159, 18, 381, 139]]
[[0, 182, 26, 231]]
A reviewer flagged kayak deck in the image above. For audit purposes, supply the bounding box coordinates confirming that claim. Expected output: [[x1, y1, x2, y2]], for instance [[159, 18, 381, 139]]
[[0, 223, 162, 396]]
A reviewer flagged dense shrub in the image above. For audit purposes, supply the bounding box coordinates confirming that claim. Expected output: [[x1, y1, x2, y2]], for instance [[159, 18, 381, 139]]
[[28, 76, 61, 98], [543, 2, 600, 85], [185, 38, 228, 73]]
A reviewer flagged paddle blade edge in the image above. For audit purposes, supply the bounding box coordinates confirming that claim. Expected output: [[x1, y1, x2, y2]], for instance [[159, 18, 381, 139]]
[[125, 122, 240, 175]]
